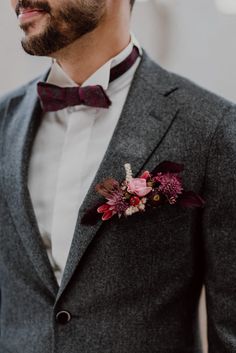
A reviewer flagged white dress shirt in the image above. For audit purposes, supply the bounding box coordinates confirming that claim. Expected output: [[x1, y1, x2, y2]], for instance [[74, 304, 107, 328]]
[[27, 34, 142, 285]]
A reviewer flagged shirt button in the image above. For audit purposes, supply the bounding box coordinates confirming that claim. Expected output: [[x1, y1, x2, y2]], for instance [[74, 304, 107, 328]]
[[56, 310, 72, 324]]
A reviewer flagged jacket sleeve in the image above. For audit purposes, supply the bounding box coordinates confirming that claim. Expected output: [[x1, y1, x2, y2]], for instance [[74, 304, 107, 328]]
[[202, 105, 236, 352]]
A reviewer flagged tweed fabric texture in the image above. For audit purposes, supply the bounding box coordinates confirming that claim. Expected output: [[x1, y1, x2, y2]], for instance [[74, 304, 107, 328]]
[[0, 51, 236, 353]]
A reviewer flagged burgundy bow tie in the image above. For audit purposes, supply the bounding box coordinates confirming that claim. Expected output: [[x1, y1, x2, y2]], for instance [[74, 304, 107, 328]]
[[37, 46, 140, 113]]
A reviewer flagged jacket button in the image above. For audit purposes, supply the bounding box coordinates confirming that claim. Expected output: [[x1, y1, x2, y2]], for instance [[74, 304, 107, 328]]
[[56, 310, 72, 324]]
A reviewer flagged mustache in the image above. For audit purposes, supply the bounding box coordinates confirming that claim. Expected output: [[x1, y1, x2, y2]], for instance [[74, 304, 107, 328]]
[[15, 0, 51, 16]]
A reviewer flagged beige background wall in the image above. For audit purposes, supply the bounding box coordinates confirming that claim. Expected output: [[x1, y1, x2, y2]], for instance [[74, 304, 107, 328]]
[[1, 0, 236, 351]]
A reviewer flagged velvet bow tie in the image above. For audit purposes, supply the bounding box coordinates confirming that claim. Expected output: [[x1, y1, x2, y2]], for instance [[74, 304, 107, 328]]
[[37, 46, 140, 113]]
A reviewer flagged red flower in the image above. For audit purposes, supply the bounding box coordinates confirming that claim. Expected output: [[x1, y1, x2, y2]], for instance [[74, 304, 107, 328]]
[[140, 170, 151, 180], [97, 204, 116, 221], [97, 188, 129, 221], [130, 196, 141, 206]]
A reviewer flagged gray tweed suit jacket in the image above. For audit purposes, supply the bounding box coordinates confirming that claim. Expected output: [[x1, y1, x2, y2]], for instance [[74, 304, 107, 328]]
[[1, 50, 236, 353]]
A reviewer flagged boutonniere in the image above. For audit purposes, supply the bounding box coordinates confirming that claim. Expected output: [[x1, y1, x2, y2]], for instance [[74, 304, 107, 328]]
[[81, 161, 205, 225]]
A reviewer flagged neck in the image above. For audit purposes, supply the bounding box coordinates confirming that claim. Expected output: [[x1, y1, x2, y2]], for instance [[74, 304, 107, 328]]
[[50, 19, 131, 85]]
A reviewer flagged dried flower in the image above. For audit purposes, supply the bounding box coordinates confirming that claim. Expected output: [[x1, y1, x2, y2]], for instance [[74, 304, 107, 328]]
[[82, 161, 205, 224], [148, 190, 163, 207], [125, 206, 139, 216], [97, 188, 128, 221], [106, 191, 128, 213], [154, 173, 183, 204], [97, 204, 116, 221], [127, 178, 152, 197], [124, 163, 133, 183], [96, 178, 120, 198], [130, 196, 141, 206], [140, 170, 151, 180]]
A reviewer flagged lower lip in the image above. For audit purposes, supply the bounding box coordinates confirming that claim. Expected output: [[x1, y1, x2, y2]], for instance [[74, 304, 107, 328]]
[[18, 10, 46, 23]]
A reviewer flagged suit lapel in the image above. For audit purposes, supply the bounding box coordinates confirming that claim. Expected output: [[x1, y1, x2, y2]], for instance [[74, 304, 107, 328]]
[[2, 79, 59, 298], [56, 52, 180, 301]]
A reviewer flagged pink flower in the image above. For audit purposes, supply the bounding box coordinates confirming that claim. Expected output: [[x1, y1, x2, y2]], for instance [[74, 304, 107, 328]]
[[97, 190, 128, 221], [140, 170, 151, 180], [127, 178, 152, 197]]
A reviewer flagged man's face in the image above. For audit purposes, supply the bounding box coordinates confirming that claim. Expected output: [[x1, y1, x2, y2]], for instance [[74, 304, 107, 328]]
[[11, 0, 106, 56]]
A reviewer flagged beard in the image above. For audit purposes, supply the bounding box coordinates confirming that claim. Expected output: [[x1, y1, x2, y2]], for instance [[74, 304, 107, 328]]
[[15, 0, 106, 56]]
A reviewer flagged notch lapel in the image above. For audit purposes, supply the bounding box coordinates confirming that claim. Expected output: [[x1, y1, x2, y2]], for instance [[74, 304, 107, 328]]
[[56, 52, 180, 301], [2, 81, 59, 298]]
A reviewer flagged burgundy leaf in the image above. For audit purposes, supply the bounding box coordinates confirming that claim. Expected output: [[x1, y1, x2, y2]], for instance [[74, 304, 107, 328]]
[[151, 161, 184, 175], [81, 203, 102, 226], [178, 191, 205, 208]]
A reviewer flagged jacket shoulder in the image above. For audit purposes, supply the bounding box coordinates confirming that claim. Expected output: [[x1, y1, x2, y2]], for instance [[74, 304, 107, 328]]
[[0, 75, 44, 117], [140, 52, 236, 141], [142, 52, 233, 110], [147, 56, 233, 109], [169, 69, 234, 112]]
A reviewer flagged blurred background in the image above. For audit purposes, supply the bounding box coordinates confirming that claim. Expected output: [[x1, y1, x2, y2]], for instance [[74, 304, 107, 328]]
[[1, 0, 236, 101], [2, 0, 236, 351]]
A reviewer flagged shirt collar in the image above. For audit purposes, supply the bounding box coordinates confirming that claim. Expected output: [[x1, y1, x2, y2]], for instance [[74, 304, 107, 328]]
[[47, 32, 142, 90]]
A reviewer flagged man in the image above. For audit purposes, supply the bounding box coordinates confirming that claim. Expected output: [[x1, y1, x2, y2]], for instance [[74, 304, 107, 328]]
[[0, 0, 236, 352]]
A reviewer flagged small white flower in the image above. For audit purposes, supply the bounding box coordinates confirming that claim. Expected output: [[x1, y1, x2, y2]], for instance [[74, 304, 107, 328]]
[[133, 206, 139, 213], [125, 206, 139, 216], [124, 163, 133, 183], [138, 203, 146, 211]]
